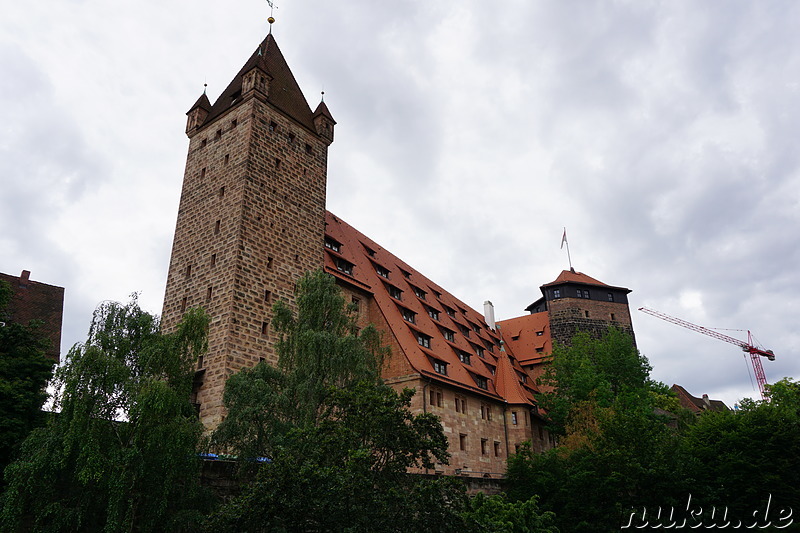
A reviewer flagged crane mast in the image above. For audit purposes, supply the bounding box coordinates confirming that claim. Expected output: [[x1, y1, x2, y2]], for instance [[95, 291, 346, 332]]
[[638, 307, 775, 399]]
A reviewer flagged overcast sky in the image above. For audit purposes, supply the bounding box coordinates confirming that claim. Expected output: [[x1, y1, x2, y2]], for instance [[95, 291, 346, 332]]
[[2, 1, 798, 407]]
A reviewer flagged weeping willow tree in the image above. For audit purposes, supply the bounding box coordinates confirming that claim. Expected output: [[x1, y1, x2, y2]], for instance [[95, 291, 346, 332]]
[[0, 296, 211, 533], [212, 270, 389, 459]]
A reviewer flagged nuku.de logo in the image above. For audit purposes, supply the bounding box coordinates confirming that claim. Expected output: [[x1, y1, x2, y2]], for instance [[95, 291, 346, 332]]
[[621, 494, 793, 529]]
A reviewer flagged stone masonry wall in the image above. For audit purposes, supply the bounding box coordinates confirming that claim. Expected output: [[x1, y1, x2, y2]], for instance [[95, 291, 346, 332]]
[[548, 297, 635, 348], [162, 91, 328, 430]]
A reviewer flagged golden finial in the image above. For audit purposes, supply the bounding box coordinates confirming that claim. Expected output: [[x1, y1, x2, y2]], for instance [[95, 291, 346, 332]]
[[266, 1, 277, 33]]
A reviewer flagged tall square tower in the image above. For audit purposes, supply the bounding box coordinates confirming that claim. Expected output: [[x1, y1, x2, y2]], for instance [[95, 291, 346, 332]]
[[162, 34, 335, 428]]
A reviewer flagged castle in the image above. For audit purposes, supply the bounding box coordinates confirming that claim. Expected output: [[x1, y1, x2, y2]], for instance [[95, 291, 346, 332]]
[[161, 32, 634, 476]]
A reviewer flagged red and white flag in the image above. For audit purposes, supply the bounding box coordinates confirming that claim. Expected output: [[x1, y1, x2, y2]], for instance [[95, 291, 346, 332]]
[[561, 228, 567, 249]]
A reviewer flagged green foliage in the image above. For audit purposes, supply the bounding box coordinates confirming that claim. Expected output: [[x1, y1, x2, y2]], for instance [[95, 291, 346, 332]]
[[511, 328, 687, 531], [0, 281, 54, 482], [678, 377, 800, 518], [463, 493, 559, 533], [213, 270, 390, 458], [0, 296, 211, 533], [207, 382, 465, 532]]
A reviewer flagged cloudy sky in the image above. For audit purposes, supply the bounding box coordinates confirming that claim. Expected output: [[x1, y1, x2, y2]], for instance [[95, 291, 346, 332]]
[[2, 1, 798, 407]]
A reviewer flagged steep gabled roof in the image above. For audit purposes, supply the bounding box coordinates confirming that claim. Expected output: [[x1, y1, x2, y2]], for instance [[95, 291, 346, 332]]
[[671, 384, 729, 413], [497, 313, 552, 366], [324, 211, 537, 405], [204, 34, 316, 131]]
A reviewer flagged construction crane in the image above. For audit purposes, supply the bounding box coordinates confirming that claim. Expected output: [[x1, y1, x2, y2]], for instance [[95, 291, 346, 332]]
[[638, 307, 775, 399]]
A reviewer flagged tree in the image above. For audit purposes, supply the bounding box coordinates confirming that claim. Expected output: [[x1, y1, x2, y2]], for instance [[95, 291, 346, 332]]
[[507, 328, 687, 532], [0, 296, 211, 533], [207, 382, 465, 532], [212, 269, 389, 458], [678, 378, 800, 521], [0, 281, 54, 483], [463, 493, 559, 533]]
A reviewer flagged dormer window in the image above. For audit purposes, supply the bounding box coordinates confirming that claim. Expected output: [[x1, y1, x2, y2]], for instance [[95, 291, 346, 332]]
[[553, 289, 561, 299], [335, 258, 353, 275], [474, 375, 488, 390], [432, 359, 448, 375], [442, 329, 455, 343], [417, 333, 431, 349], [608, 293, 614, 302], [388, 285, 402, 300], [427, 307, 439, 321], [445, 306, 455, 318], [402, 308, 416, 324], [324, 237, 341, 253], [376, 265, 390, 278], [459, 351, 471, 365], [475, 346, 484, 358], [413, 286, 427, 300]]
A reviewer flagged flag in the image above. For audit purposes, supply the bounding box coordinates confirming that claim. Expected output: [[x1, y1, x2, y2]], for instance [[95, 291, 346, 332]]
[[561, 228, 567, 249]]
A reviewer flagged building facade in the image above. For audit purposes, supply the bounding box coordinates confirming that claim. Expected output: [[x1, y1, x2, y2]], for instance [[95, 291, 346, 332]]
[[162, 32, 634, 476], [0, 269, 64, 363]]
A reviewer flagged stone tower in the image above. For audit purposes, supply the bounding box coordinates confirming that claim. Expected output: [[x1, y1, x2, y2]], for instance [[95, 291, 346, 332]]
[[526, 269, 634, 347], [162, 33, 335, 429]]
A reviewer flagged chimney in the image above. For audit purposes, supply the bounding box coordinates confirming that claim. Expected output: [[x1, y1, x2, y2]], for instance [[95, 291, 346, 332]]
[[484, 300, 496, 331], [19, 270, 30, 288], [702, 394, 711, 409]]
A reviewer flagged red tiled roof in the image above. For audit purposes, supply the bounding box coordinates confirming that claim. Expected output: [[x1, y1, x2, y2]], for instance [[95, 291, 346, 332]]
[[543, 269, 608, 287], [671, 384, 729, 413], [324, 212, 536, 405], [202, 34, 316, 132], [497, 313, 552, 366]]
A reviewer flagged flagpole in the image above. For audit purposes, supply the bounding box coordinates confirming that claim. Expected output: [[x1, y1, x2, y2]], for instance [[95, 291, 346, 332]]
[[561, 227, 573, 271]]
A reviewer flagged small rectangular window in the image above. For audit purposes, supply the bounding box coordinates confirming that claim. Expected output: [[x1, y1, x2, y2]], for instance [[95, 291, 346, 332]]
[[267, 256, 274, 269], [218, 186, 225, 198], [261, 321, 269, 335], [224, 154, 230, 165], [275, 158, 281, 169], [336, 258, 354, 275], [585, 310, 590, 318], [185, 264, 192, 277], [288, 133, 295, 144], [458, 351, 471, 365], [459, 434, 467, 452], [197, 355, 204, 369], [443, 329, 455, 342], [553, 289, 561, 299], [475, 346, 484, 358], [608, 293, 614, 302], [389, 286, 402, 300], [429, 389, 435, 406], [376, 265, 390, 278], [413, 286, 426, 300], [402, 308, 416, 324], [511, 412, 518, 425], [433, 359, 447, 375], [305, 143, 313, 155], [206, 287, 212, 302], [324, 238, 341, 252], [200, 167, 206, 179], [475, 375, 488, 390], [180, 297, 187, 313], [269, 121, 277, 132], [214, 220, 221, 234], [417, 333, 431, 349], [481, 439, 488, 456], [428, 308, 439, 321], [494, 441, 500, 457], [200, 139, 207, 149], [231, 119, 238, 129], [264, 290, 271, 302], [210, 253, 217, 267], [215, 129, 222, 140]]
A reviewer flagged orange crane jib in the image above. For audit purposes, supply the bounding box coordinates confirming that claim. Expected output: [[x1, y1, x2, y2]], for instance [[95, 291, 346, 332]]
[[638, 307, 775, 399]]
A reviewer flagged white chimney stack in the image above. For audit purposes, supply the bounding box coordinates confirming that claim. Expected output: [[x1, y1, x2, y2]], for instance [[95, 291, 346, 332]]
[[484, 300, 496, 331]]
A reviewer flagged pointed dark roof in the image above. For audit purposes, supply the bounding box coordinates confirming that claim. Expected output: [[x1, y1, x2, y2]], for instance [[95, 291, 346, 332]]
[[313, 100, 336, 124], [204, 34, 316, 131], [187, 92, 212, 114]]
